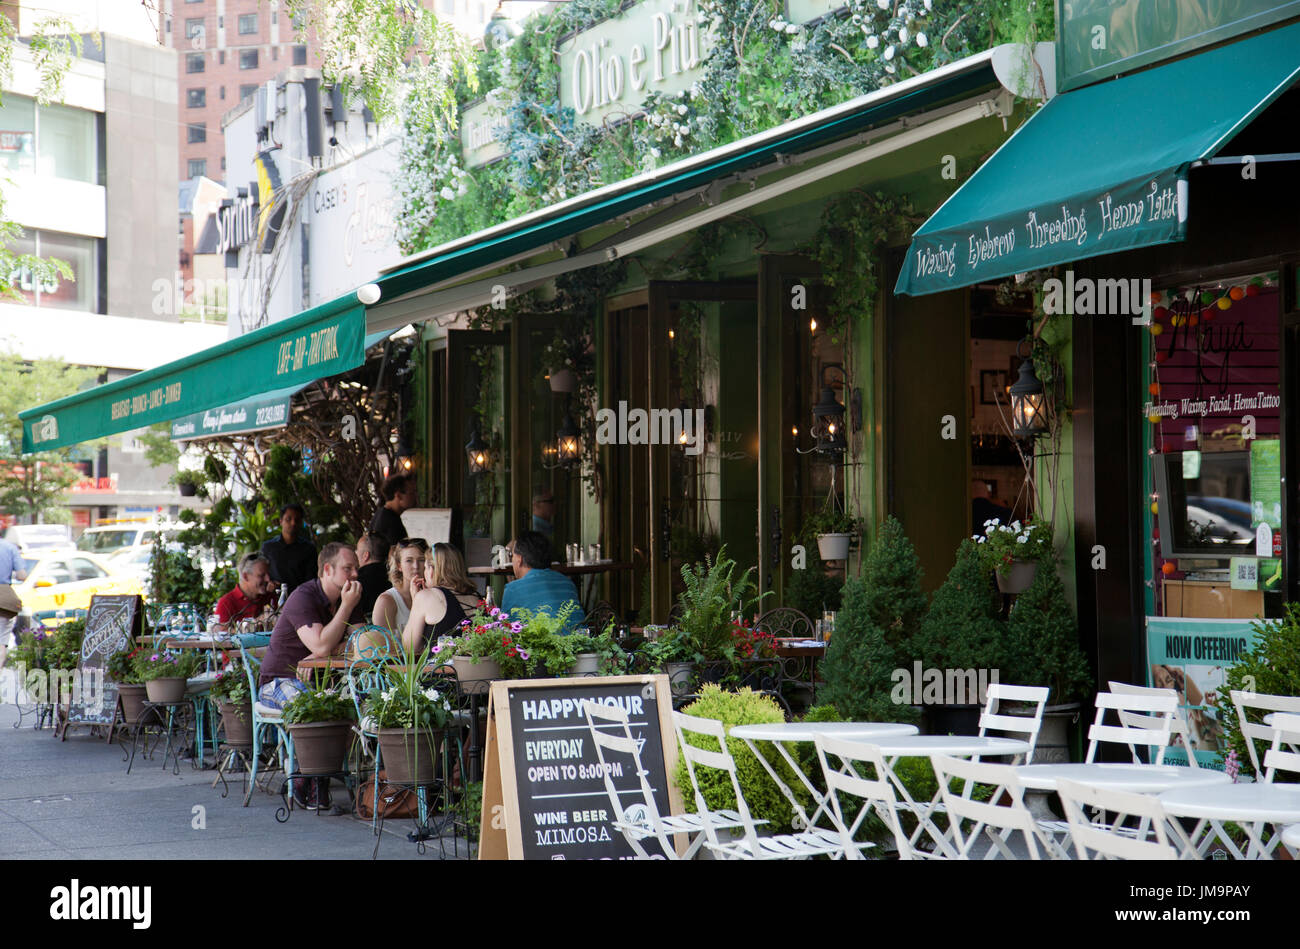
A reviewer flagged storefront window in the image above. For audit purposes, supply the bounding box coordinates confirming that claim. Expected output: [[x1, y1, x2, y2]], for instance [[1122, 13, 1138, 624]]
[[5, 229, 98, 310], [0, 96, 97, 183], [0, 95, 36, 175], [1144, 272, 1283, 621]]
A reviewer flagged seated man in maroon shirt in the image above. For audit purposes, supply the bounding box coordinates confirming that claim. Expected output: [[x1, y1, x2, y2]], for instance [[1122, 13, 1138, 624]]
[[213, 553, 276, 630], [257, 542, 362, 810]]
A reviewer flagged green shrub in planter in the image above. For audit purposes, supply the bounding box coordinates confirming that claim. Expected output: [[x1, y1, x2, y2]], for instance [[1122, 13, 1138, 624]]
[[674, 685, 807, 833], [820, 516, 926, 723], [1217, 604, 1300, 780], [44, 619, 86, 672], [917, 540, 1005, 674], [1003, 554, 1092, 705]]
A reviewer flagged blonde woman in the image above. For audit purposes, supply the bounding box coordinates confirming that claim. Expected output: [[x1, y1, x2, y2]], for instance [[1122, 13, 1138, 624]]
[[430, 542, 483, 614], [372, 538, 429, 635]]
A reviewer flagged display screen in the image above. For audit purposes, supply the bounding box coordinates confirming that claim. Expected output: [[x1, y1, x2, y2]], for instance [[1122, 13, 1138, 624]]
[[1157, 450, 1253, 556]]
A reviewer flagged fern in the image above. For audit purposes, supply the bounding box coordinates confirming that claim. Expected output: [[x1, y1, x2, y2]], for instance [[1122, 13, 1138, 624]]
[[676, 546, 772, 662]]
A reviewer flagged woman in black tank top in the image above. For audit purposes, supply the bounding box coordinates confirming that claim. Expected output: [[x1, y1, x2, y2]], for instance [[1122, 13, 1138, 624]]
[[401, 560, 470, 654]]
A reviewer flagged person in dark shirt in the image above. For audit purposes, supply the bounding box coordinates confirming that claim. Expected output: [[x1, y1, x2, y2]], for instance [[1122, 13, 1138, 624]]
[[260, 503, 318, 595], [370, 473, 416, 548], [971, 479, 1013, 535], [355, 532, 392, 619]]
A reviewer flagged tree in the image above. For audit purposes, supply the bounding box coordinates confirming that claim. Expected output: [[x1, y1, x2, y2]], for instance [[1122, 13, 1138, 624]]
[[917, 539, 1005, 673], [0, 14, 85, 300], [0, 350, 102, 521]]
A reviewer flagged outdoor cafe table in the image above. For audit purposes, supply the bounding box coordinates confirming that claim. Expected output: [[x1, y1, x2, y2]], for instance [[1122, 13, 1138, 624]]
[[838, 734, 1032, 859], [728, 722, 919, 832], [1158, 783, 1300, 860]]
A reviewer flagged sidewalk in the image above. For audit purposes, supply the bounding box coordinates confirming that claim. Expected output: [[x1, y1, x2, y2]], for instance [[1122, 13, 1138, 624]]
[[0, 696, 469, 861]]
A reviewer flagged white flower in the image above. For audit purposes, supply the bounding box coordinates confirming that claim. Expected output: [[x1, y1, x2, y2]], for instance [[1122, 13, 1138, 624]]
[[866, 35, 879, 49], [785, 24, 799, 34], [676, 104, 688, 115], [1017, 536, 1029, 544], [924, 0, 932, 10], [916, 32, 928, 47], [440, 186, 456, 201], [878, 0, 889, 8], [380, 690, 393, 702], [899, 27, 909, 43], [674, 135, 683, 147], [884, 45, 895, 61], [650, 147, 661, 158], [985, 525, 996, 535], [423, 688, 439, 701], [1011, 520, 1022, 531], [977, 536, 986, 544]]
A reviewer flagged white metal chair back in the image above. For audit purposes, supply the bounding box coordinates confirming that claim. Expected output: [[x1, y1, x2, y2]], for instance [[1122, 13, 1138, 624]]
[[1086, 691, 1177, 764], [931, 754, 1046, 859], [1107, 681, 1199, 768], [978, 684, 1050, 764], [583, 700, 676, 859], [1263, 712, 1300, 784], [1230, 691, 1300, 776], [1055, 779, 1178, 860], [813, 734, 912, 860], [672, 710, 762, 853]]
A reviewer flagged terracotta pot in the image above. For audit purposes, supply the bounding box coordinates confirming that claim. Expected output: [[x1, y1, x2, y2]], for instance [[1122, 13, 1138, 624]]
[[287, 720, 353, 775], [377, 727, 445, 786], [118, 684, 148, 724], [548, 368, 576, 393], [569, 653, 600, 676], [995, 559, 1037, 594], [145, 677, 188, 704], [817, 533, 852, 561], [453, 655, 501, 684], [220, 701, 254, 747]]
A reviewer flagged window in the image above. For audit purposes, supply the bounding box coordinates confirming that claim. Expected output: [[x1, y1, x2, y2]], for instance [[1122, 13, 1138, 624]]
[[186, 88, 206, 108], [38, 103, 97, 183], [239, 49, 258, 70], [186, 122, 206, 143], [185, 52, 205, 73], [272, 46, 279, 60], [238, 13, 257, 34], [70, 558, 106, 581], [7, 229, 99, 310], [40, 561, 73, 585], [218, 15, 224, 29], [219, 86, 225, 100], [188, 158, 207, 178], [185, 18, 204, 41], [220, 156, 226, 171], [292, 44, 307, 65], [239, 84, 258, 102], [272, 10, 278, 25], [0, 95, 35, 176], [219, 50, 225, 64]]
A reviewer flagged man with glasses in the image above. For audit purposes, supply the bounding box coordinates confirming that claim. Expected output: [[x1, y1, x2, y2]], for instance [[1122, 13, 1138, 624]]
[[212, 552, 277, 630]]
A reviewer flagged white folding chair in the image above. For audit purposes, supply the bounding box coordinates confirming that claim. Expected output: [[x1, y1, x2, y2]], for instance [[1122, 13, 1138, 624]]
[[1055, 779, 1178, 860], [1108, 680, 1199, 767], [1086, 691, 1178, 763], [1230, 690, 1300, 776], [672, 710, 847, 860], [581, 700, 753, 859], [978, 683, 1050, 764], [1262, 712, 1300, 783], [812, 734, 905, 860], [932, 754, 1052, 859]]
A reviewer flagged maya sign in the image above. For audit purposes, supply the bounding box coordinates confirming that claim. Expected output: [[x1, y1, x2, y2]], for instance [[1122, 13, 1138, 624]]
[[558, 0, 713, 128]]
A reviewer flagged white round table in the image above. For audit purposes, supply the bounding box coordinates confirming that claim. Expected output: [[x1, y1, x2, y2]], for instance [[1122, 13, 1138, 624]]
[[728, 722, 919, 832], [1158, 784, 1300, 859], [1015, 762, 1232, 793]]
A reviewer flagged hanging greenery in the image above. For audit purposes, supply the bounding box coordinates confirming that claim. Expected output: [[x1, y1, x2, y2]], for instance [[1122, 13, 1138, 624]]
[[396, 1, 1053, 256]]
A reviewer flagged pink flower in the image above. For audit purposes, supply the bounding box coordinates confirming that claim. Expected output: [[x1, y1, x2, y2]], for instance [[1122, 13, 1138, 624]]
[[517, 649, 530, 661], [488, 607, 500, 616]]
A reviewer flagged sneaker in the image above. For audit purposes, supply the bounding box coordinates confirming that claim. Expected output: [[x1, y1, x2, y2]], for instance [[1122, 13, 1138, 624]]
[[292, 779, 318, 810], [313, 777, 332, 810]]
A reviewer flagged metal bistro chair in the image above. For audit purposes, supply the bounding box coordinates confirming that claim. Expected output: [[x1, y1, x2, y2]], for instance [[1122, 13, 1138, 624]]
[[978, 684, 1051, 764], [1056, 779, 1179, 860], [1108, 680, 1200, 767], [582, 700, 753, 859], [931, 755, 1052, 860], [346, 626, 399, 836], [1229, 690, 1300, 777], [235, 635, 295, 807], [812, 734, 902, 860], [673, 710, 846, 860], [754, 607, 814, 640]]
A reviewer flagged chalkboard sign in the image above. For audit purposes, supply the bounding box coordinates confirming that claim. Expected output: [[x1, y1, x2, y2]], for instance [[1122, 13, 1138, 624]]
[[480, 675, 681, 860], [66, 594, 143, 728]]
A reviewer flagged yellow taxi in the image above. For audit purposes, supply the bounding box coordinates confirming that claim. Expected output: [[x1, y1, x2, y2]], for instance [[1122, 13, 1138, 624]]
[[14, 551, 144, 622]]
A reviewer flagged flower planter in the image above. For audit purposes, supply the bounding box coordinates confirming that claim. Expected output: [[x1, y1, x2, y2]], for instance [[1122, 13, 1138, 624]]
[[118, 684, 148, 725], [377, 727, 445, 786], [995, 559, 1037, 594], [664, 661, 695, 696], [569, 653, 600, 676], [817, 533, 852, 561], [453, 655, 501, 685], [287, 720, 353, 775], [145, 677, 188, 704], [549, 368, 576, 393], [219, 701, 254, 747], [178, 481, 198, 497]]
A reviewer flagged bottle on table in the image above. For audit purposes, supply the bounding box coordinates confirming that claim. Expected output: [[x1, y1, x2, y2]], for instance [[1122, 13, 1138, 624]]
[[484, 584, 496, 611]]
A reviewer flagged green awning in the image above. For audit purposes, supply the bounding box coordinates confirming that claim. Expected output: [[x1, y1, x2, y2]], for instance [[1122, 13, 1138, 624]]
[[895, 20, 1300, 296], [21, 296, 366, 453]]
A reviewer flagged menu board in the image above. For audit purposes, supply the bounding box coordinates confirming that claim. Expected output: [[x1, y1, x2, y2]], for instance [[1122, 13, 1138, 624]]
[[1249, 439, 1281, 530], [66, 595, 142, 728], [400, 508, 452, 546], [479, 675, 681, 860]]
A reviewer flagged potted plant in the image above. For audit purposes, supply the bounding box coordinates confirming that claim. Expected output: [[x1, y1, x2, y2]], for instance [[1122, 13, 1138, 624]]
[[107, 647, 148, 725], [281, 687, 357, 775], [208, 654, 253, 747], [1217, 604, 1300, 779], [567, 623, 626, 676], [640, 629, 697, 695], [139, 650, 202, 704], [175, 469, 205, 497], [449, 606, 527, 683], [916, 540, 1004, 735], [365, 641, 457, 785], [806, 507, 861, 562], [973, 517, 1052, 594], [1002, 554, 1093, 763]]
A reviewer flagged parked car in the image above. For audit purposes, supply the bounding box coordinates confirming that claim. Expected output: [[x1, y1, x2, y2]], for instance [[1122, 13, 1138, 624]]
[[76, 522, 180, 557], [3, 524, 74, 572], [12, 551, 144, 626]]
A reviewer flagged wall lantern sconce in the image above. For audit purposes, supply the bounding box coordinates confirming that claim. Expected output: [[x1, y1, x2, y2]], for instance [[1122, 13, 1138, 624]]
[[795, 366, 853, 456], [555, 413, 581, 465], [466, 427, 491, 475], [1009, 341, 1048, 441]]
